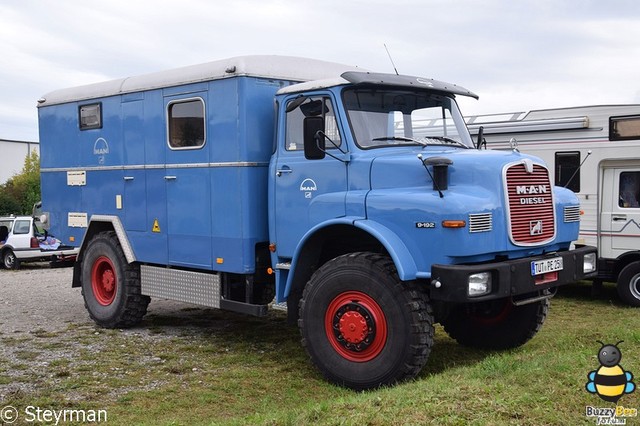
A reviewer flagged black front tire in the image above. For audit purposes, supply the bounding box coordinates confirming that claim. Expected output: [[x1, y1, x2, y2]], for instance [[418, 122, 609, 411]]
[[442, 297, 549, 350], [299, 252, 434, 390], [81, 231, 150, 328], [3, 249, 20, 270], [617, 261, 640, 307]]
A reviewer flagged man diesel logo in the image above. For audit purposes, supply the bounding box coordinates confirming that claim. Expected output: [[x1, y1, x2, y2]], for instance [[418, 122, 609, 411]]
[[530, 220, 543, 236], [516, 184, 548, 205], [300, 178, 317, 199]]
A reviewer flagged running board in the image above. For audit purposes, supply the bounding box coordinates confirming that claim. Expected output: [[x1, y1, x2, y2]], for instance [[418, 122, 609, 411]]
[[140, 264, 269, 316], [220, 299, 269, 317]]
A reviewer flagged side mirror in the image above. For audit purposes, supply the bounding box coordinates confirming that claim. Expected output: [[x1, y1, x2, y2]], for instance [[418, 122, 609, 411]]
[[303, 116, 326, 160]]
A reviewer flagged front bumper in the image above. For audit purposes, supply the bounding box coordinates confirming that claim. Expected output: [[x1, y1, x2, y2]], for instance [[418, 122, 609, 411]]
[[429, 245, 597, 303]]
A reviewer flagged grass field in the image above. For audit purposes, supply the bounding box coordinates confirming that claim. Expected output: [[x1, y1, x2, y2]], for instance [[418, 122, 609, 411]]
[[2, 281, 639, 425]]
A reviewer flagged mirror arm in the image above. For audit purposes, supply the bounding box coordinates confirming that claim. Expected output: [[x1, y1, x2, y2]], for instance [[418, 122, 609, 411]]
[[476, 125, 486, 150], [316, 131, 349, 163]]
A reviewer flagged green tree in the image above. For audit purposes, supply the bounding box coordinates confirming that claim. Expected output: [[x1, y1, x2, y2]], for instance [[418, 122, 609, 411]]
[[0, 151, 40, 215]]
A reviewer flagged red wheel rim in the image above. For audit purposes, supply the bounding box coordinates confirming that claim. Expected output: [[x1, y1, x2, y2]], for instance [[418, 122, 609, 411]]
[[325, 291, 387, 362], [91, 256, 117, 306], [468, 298, 513, 326]]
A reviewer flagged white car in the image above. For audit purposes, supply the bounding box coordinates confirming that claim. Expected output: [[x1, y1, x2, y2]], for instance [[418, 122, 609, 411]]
[[0, 215, 78, 269]]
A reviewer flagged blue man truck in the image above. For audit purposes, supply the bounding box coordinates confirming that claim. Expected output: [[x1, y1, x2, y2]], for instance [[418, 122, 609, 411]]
[[38, 55, 597, 390]]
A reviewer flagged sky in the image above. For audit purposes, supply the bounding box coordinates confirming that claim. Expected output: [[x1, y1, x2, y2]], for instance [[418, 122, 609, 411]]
[[1, 0, 640, 143]]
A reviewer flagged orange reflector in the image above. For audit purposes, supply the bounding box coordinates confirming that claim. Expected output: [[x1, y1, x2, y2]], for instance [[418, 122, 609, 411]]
[[442, 220, 466, 229], [267, 268, 274, 275], [580, 210, 585, 215], [216, 258, 224, 264], [69, 236, 75, 242]]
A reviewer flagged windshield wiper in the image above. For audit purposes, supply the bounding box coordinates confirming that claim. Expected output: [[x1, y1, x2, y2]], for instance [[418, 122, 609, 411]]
[[371, 136, 427, 146], [424, 136, 469, 148]]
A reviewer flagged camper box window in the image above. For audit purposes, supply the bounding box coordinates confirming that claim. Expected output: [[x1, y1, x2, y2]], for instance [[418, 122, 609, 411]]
[[610, 115, 640, 141], [555, 151, 580, 192], [79, 103, 102, 130], [619, 172, 640, 208], [168, 98, 205, 149]]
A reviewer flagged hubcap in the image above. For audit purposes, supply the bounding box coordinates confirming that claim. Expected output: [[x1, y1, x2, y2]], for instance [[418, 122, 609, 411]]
[[91, 256, 117, 306], [630, 273, 640, 300], [325, 291, 387, 362]]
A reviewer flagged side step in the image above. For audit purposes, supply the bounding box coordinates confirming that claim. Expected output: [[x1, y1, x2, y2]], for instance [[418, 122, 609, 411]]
[[220, 299, 268, 317], [140, 264, 268, 317]]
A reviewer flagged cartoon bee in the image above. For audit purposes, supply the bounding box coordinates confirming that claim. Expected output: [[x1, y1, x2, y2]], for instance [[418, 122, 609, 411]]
[[586, 340, 636, 403]]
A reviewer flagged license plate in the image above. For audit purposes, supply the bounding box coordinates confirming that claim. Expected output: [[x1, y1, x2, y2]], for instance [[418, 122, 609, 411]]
[[531, 257, 563, 276]]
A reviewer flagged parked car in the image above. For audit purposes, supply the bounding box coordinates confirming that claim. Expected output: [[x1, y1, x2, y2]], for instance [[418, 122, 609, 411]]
[[0, 215, 78, 269]]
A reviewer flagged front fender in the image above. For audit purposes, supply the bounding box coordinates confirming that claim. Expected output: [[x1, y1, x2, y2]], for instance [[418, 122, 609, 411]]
[[353, 219, 421, 280], [282, 218, 421, 300]]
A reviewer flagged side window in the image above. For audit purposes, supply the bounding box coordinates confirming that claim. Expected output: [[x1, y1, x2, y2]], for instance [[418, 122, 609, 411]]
[[168, 98, 205, 149], [285, 97, 342, 151], [13, 220, 31, 235], [555, 151, 580, 192], [619, 172, 640, 208], [79, 103, 102, 130], [610, 115, 640, 141]]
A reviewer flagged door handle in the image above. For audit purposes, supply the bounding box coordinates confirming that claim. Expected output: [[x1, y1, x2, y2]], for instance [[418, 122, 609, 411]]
[[613, 215, 627, 221], [276, 167, 292, 177], [164, 175, 177, 181], [123, 176, 134, 181]]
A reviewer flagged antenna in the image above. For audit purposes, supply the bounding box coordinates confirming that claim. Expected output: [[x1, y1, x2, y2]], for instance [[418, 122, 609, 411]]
[[384, 43, 399, 75], [563, 150, 592, 189]]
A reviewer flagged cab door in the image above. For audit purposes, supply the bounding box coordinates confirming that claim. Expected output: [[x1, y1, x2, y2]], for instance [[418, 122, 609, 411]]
[[272, 94, 348, 258], [600, 165, 640, 259]]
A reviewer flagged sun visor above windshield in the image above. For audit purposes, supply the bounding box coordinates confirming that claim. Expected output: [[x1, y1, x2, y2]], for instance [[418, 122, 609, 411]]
[[341, 71, 479, 100]]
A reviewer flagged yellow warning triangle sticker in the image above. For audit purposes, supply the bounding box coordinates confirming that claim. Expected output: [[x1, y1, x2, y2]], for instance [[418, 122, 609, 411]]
[[152, 219, 161, 233]]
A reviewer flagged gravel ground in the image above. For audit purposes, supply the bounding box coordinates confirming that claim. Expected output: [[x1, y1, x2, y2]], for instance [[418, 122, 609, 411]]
[[0, 264, 84, 335], [0, 263, 213, 402], [0, 263, 186, 335]]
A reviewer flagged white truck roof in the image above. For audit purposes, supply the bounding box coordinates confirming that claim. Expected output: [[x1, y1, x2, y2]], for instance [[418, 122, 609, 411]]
[[38, 55, 364, 107]]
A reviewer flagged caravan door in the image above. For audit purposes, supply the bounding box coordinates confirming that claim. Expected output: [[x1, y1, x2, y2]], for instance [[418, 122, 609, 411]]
[[600, 165, 640, 259]]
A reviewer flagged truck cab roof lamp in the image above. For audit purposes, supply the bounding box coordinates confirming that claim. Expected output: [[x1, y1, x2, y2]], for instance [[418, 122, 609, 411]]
[[341, 71, 479, 99]]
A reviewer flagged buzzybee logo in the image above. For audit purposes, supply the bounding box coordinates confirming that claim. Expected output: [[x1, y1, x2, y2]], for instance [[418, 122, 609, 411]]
[[586, 341, 635, 403], [584, 341, 637, 425]]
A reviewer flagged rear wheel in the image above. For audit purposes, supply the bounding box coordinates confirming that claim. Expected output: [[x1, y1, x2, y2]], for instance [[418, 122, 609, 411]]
[[299, 252, 433, 390], [617, 261, 640, 307], [81, 231, 150, 328], [442, 296, 549, 350], [2, 249, 20, 270]]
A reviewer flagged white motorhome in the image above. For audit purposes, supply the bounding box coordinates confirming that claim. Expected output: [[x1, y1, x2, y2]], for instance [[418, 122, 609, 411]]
[[466, 105, 640, 306]]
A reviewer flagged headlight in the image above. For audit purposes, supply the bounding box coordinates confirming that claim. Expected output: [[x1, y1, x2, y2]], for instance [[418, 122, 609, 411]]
[[468, 272, 492, 297], [583, 253, 597, 274]]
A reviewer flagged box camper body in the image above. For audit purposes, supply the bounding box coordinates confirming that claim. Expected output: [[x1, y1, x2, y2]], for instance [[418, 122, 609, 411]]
[[467, 105, 640, 305], [38, 56, 596, 389]]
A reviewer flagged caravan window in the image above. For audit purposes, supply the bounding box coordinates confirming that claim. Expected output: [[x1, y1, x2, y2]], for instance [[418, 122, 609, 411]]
[[610, 115, 640, 141], [619, 172, 640, 208], [168, 98, 205, 149], [555, 151, 580, 192], [79, 103, 102, 130]]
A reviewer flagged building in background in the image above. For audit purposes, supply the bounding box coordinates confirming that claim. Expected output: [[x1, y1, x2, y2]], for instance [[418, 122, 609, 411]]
[[0, 139, 39, 184]]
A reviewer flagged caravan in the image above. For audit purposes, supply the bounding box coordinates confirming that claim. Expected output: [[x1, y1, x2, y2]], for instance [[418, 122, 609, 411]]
[[467, 105, 640, 305]]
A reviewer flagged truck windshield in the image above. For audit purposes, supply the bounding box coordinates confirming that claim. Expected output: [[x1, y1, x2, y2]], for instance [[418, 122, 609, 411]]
[[342, 88, 474, 149]]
